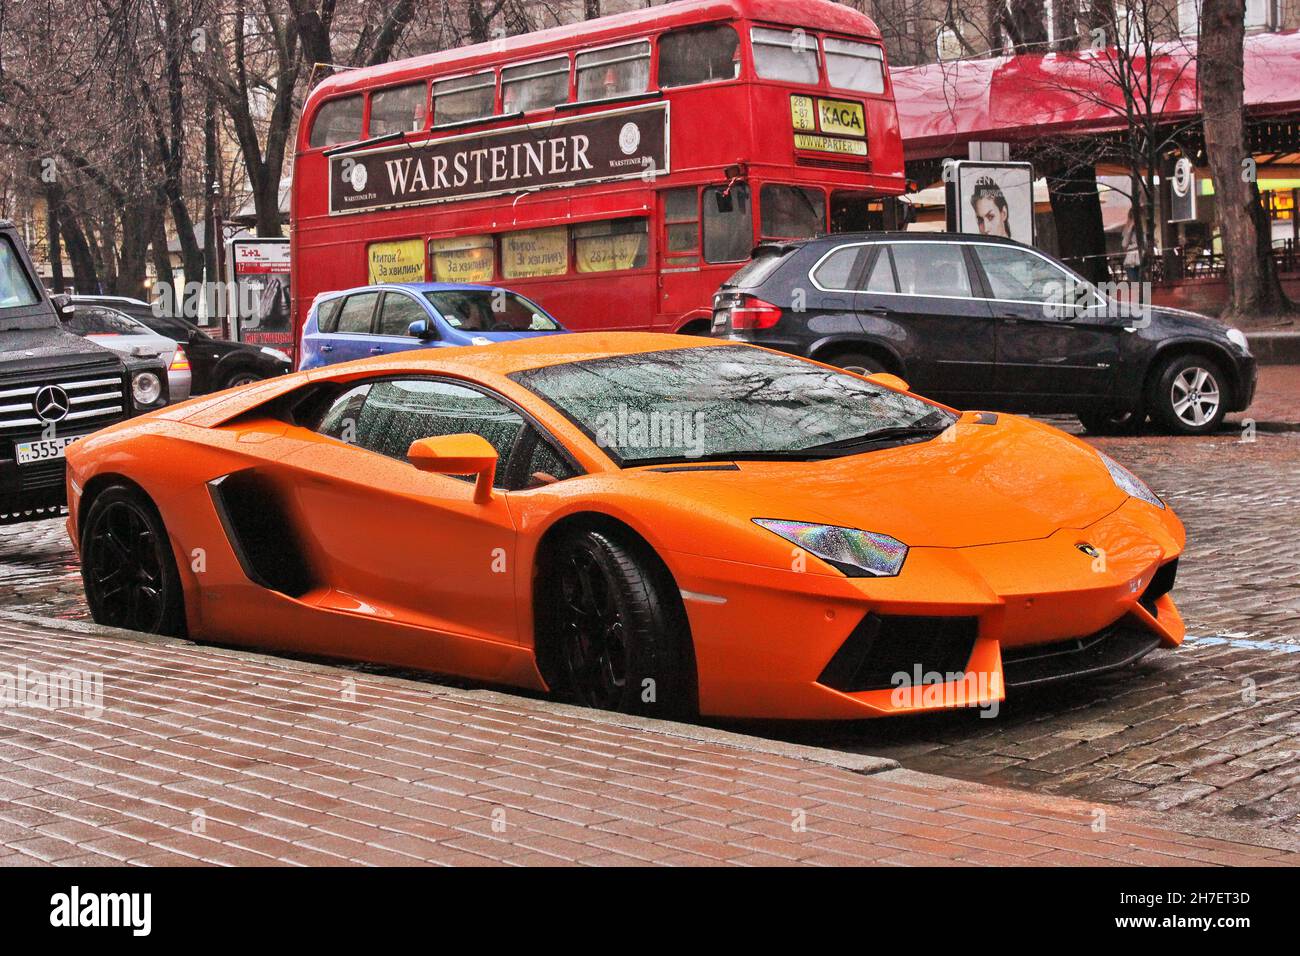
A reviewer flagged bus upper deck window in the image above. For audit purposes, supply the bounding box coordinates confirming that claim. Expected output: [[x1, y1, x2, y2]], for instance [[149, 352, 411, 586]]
[[370, 83, 428, 136], [750, 27, 819, 85], [576, 41, 650, 101], [760, 184, 825, 240], [658, 24, 739, 88], [433, 71, 496, 126], [823, 37, 885, 94], [503, 56, 570, 113], [309, 94, 364, 148]]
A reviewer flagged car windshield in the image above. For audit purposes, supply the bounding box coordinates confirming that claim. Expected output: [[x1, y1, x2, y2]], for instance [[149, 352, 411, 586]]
[[511, 345, 955, 465], [66, 308, 151, 336], [423, 290, 558, 332]]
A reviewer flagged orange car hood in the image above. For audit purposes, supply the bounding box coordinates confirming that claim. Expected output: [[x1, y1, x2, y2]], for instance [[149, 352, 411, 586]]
[[634, 415, 1128, 548]]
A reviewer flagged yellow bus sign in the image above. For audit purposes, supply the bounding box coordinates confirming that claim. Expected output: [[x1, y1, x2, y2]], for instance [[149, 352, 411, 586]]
[[817, 99, 866, 137]]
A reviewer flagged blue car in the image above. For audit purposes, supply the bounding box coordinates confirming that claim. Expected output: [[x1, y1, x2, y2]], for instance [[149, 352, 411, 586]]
[[298, 282, 567, 370]]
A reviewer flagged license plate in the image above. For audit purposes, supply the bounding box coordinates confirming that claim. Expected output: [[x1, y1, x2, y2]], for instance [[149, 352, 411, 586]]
[[15, 434, 81, 465]]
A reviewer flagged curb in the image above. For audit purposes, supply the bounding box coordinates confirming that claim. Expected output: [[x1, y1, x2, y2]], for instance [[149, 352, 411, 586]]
[[1246, 330, 1300, 365], [0, 610, 899, 777]]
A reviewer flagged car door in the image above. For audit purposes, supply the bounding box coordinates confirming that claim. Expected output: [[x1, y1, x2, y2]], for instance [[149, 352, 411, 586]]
[[280, 377, 525, 649], [970, 243, 1122, 410], [375, 290, 438, 355], [854, 241, 996, 403], [320, 291, 380, 364]]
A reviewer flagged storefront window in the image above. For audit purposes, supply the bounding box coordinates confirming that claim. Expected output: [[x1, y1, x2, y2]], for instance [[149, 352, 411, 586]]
[[658, 24, 740, 88], [823, 38, 885, 94], [502, 56, 570, 113], [703, 183, 752, 264], [433, 71, 496, 126], [430, 235, 495, 283], [760, 184, 825, 239], [575, 218, 649, 273], [576, 41, 651, 101], [309, 95, 364, 148], [502, 226, 569, 278], [751, 27, 819, 85], [370, 83, 428, 136]]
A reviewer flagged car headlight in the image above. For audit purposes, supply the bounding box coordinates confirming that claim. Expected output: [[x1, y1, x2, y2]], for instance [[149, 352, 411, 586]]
[[1098, 451, 1165, 509], [1226, 328, 1250, 352], [131, 370, 163, 408], [260, 347, 291, 363], [753, 518, 908, 577]]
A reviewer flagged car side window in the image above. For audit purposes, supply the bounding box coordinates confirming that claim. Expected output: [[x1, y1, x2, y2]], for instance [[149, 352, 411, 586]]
[[335, 293, 378, 334], [811, 246, 862, 290], [317, 298, 344, 333], [316, 383, 372, 442], [862, 248, 897, 292], [354, 379, 525, 486], [522, 433, 578, 488], [377, 293, 428, 337], [888, 243, 972, 298], [974, 245, 1075, 305]]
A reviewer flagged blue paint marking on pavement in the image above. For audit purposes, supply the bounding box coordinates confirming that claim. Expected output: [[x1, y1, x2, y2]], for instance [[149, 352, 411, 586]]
[[1184, 634, 1300, 653]]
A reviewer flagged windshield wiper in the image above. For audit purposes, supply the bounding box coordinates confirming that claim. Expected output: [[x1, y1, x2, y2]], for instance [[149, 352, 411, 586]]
[[800, 423, 951, 452], [629, 449, 843, 467]]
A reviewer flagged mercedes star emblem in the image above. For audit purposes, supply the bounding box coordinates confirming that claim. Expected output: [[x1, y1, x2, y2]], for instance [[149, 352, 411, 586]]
[[33, 385, 71, 423]]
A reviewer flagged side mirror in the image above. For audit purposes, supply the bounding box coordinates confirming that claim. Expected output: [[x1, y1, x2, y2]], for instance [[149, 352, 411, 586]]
[[407, 433, 497, 503], [865, 372, 911, 392], [408, 318, 436, 341], [50, 293, 74, 317]]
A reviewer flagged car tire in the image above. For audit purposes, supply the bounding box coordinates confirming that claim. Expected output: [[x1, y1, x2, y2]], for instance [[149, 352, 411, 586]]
[[221, 368, 264, 390], [1077, 407, 1145, 436], [80, 484, 186, 636], [827, 352, 887, 376], [1147, 354, 1229, 435], [540, 528, 695, 719]]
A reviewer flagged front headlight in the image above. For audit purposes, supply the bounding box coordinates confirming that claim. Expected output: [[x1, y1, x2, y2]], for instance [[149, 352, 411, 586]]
[[1098, 451, 1165, 509], [1226, 328, 1250, 352], [260, 347, 291, 363], [753, 518, 908, 577], [131, 370, 163, 408]]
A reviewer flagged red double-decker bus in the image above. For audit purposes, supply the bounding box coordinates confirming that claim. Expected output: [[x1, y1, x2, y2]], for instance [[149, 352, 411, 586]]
[[290, 0, 904, 354]]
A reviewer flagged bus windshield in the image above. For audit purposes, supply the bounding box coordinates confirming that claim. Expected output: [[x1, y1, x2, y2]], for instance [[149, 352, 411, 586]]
[[423, 289, 559, 332]]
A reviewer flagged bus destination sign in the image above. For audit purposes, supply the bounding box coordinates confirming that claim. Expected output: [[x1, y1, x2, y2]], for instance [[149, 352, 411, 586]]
[[329, 103, 669, 216]]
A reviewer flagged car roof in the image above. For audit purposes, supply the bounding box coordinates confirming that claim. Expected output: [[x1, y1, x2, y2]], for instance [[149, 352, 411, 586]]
[[318, 282, 527, 300]]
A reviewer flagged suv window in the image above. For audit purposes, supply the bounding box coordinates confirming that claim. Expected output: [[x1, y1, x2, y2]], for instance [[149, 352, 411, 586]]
[[66, 308, 151, 336], [811, 245, 862, 290], [974, 245, 1076, 305], [377, 292, 427, 336], [0, 236, 39, 309], [889, 243, 973, 298], [703, 183, 752, 264], [862, 248, 896, 292], [335, 293, 378, 334], [658, 24, 740, 88]]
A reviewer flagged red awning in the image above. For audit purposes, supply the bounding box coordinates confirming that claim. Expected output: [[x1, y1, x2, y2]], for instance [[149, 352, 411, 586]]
[[893, 30, 1300, 158]]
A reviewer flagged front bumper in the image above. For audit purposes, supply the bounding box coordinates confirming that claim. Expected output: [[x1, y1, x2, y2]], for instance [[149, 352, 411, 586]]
[[669, 497, 1184, 720]]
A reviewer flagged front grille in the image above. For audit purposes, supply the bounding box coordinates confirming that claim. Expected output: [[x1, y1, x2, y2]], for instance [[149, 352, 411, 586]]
[[0, 372, 126, 437], [1001, 620, 1161, 688], [818, 613, 979, 693], [16, 457, 66, 492]]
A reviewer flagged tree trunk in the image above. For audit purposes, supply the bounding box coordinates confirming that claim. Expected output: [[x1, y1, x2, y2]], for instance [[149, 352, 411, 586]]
[[1046, 159, 1109, 284], [1199, 0, 1293, 322], [44, 184, 65, 292], [58, 209, 99, 294], [585, 0, 601, 19]]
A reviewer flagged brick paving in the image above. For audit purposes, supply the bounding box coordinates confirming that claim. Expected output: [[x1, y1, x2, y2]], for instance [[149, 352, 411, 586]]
[[0, 617, 1295, 866], [0, 367, 1297, 851]]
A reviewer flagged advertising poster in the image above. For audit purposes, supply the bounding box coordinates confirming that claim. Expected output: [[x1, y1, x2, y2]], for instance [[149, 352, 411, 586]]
[[946, 161, 1035, 244], [230, 238, 292, 351], [367, 238, 427, 284]]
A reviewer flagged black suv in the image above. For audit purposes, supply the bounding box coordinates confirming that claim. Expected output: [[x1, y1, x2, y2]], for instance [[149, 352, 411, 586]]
[[70, 295, 291, 394], [712, 232, 1257, 435], [1, 221, 169, 523]]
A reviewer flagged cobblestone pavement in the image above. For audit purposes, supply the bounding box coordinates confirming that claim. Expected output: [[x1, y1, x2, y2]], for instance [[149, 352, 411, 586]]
[[1, 369, 1297, 845], [1, 617, 1296, 866]]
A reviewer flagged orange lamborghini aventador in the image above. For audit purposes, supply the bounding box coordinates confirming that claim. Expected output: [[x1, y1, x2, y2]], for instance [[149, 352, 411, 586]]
[[64, 333, 1185, 720]]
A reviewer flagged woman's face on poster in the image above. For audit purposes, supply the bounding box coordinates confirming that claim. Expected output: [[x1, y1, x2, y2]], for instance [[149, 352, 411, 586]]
[[973, 196, 1010, 238]]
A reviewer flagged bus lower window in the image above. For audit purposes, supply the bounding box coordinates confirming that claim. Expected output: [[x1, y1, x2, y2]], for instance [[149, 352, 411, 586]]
[[659, 24, 739, 88], [370, 83, 428, 136], [434, 71, 496, 126], [309, 94, 364, 148], [760, 184, 825, 239], [430, 235, 495, 282], [575, 219, 649, 273], [751, 27, 819, 85], [823, 37, 885, 94], [576, 41, 650, 101], [503, 56, 570, 113], [703, 183, 752, 264], [503, 227, 569, 278], [663, 188, 700, 256]]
